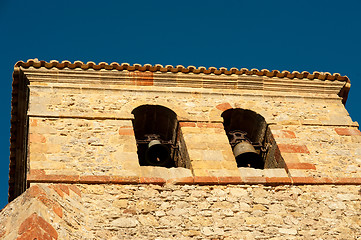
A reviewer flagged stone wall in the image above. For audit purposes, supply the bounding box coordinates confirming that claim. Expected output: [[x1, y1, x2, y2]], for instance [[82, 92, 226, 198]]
[[28, 118, 139, 177], [80, 184, 361, 239], [26, 78, 361, 185], [2, 183, 360, 239]]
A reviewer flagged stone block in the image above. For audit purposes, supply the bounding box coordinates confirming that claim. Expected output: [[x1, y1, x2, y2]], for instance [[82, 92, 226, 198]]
[[29, 143, 48, 154], [279, 228, 297, 235], [278, 144, 310, 154], [29, 153, 47, 162], [202, 150, 224, 161], [79, 175, 110, 184], [245, 217, 265, 225], [303, 119, 324, 126], [118, 127, 135, 136], [113, 152, 138, 162], [121, 161, 141, 170], [187, 149, 202, 161], [221, 161, 238, 170], [209, 169, 239, 177], [191, 161, 222, 169], [263, 168, 288, 178], [221, 149, 236, 162], [30, 161, 65, 170], [138, 215, 159, 226], [110, 217, 138, 228], [46, 144, 62, 153], [239, 168, 264, 177], [281, 153, 300, 163], [218, 176, 242, 184], [44, 170, 79, 176], [168, 167, 193, 179], [287, 169, 307, 178], [193, 176, 218, 184], [110, 175, 139, 184], [272, 130, 296, 138], [18, 213, 58, 239], [216, 102, 232, 111], [266, 177, 292, 184], [192, 169, 210, 177], [196, 122, 223, 129], [351, 135, 361, 143], [179, 122, 196, 127], [140, 166, 171, 179], [139, 177, 166, 185], [335, 128, 361, 136], [123, 142, 137, 152], [29, 133, 47, 143], [113, 199, 129, 208], [286, 162, 316, 170]]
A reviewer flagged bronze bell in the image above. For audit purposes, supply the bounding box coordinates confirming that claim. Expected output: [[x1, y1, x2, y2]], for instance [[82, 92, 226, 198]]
[[145, 139, 171, 167], [233, 141, 263, 168], [229, 130, 263, 169]]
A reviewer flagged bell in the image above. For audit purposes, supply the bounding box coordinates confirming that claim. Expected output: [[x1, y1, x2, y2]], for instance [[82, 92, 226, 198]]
[[145, 140, 171, 167], [233, 141, 263, 169]]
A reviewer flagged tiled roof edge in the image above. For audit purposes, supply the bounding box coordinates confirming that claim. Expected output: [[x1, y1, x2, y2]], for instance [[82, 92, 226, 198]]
[[15, 59, 350, 82]]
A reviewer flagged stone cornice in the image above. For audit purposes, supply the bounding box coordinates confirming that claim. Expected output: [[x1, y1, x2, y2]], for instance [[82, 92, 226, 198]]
[[21, 67, 347, 99]]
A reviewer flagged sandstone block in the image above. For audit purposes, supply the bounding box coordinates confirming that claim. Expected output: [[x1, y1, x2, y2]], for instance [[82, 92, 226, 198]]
[[278, 144, 310, 154], [110, 217, 138, 228], [279, 228, 297, 235], [202, 150, 224, 161], [113, 199, 128, 208], [138, 215, 159, 226], [263, 168, 288, 178], [191, 161, 222, 169]]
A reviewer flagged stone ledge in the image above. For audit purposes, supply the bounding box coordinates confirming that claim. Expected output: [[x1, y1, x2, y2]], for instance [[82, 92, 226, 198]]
[[139, 177, 166, 185], [218, 176, 243, 184], [266, 177, 293, 185], [27, 173, 361, 185], [193, 176, 219, 185]]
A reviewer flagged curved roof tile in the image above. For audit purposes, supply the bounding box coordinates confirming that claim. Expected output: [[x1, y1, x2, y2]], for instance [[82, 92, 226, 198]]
[[14, 59, 349, 82]]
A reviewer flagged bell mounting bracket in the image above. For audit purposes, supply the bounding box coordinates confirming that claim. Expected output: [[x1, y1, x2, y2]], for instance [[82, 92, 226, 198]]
[[136, 134, 175, 147], [228, 130, 251, 147]]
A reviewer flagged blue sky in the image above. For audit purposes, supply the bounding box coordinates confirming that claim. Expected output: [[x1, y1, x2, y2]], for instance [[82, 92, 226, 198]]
[[0, 0, 360, 209]]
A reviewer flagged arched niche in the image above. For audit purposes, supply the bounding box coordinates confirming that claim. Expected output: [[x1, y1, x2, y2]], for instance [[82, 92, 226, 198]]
[[222, 108, 267, 145], [221, 108, 284, 169], [132, 105, 182, 168]]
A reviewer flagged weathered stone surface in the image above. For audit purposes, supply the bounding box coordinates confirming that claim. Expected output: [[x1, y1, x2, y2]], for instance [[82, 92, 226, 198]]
[[279, 228, 297, 235], [2, 183, 361, 239], [110, 217, 138, 228]]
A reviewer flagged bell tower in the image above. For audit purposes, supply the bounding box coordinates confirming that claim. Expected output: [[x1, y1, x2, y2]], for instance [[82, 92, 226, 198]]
[[1, 59, 360, 239]]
